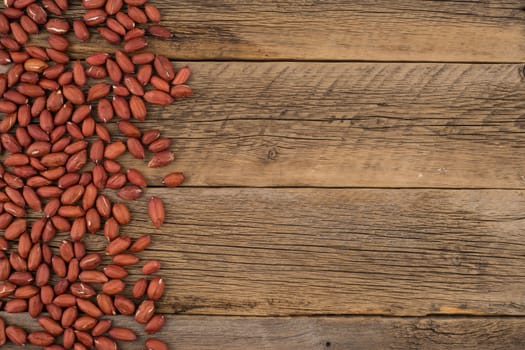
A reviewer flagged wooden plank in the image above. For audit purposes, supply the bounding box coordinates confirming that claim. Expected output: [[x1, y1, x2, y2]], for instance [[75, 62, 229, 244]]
[[2, 313, 525, 349], [30, 1, 525, 62], [170, 316, 525, 350], [109, 62, 525, 188], [78, 188, 525, 316]]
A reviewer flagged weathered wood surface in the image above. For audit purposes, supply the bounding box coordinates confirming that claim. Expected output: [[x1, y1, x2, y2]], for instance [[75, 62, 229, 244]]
[[4, 0, 525, 345], [1, 313, 525, 350], [107, 62, 525, 189], [30, 1, 525, 62], [65, 188, 525, 316]]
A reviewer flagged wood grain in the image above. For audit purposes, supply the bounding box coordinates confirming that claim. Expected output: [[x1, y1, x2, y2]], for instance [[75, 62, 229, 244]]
[[110, 62, 525, 188], [3, 0, 523, 344], [1, 313, 525, 350], [71, 188, 525, 316], [31, 1, 525, 62]]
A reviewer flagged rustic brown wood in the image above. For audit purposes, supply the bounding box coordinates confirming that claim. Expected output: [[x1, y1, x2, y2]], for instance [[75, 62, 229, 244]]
[[59, 188, 525, 316], [2, 313, 525, 349], [29, 1, 525, 62], [7, 0, 525, 343], [102, 62, 525, 188]]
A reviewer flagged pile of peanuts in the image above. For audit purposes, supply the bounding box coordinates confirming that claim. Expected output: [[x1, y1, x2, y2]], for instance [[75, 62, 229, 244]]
[[0, 0, 191, 348]]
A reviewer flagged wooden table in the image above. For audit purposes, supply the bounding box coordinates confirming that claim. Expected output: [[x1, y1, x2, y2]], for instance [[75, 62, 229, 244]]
[[6, 1, 525, 349]]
